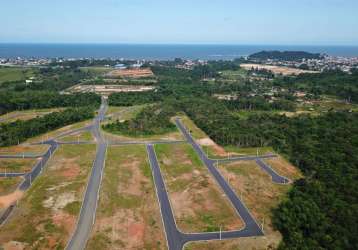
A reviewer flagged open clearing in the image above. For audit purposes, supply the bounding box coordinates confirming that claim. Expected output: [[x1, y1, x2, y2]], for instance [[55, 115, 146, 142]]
[[188, 159, 300, 250], [240, 63, 317, 75], [87, 145, 166, 250], [26, 119, 93, 144], [105, 105, 147, 122], [0, 144, 96, 250], [0, 144, 49, 155], [155, 143, 244, 233], [0, 177, 23, 196], [106, 68, 154, 78], [66, 84, 156, 95], [0, 67, 36, 83], [0, 158, 38, 173], [58, 130, 94, 143], [0, 108, 63, 124]]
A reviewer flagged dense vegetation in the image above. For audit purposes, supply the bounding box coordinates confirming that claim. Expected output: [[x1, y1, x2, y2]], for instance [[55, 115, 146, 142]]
[[249, 50, 322, 61], [0, 107, 95, 146], [274, 70, 358, 103], [179, 98, 358, 249], [0, 91, 100, 115], [108, 91, 160, 106], [103, 104, 177, 136]]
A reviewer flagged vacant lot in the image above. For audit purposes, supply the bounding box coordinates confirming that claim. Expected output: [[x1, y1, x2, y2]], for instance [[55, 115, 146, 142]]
[[0, 108, 62, 124], [240, 63, 317, 75], [155, 143, 243, 233], [59, 130, 94, 143], [0, 158, 37, 173], [193, 158, 300, 250], [106, 68, 154, 78], [0, 67, 36, 83], [0, 144, 96, 250], [67, 84, 156, 95], [0, 177, 22, 196], [26, 119, 93, 144], [87, 145, 166, 250], [0, 144, 49, 155]]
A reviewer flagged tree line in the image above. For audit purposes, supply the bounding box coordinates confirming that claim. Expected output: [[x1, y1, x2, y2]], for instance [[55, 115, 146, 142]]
[[0, 107, 95, 146]]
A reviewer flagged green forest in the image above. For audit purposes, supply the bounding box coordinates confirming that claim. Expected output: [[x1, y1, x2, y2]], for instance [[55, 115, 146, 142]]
[[0, 107, 95, 146]]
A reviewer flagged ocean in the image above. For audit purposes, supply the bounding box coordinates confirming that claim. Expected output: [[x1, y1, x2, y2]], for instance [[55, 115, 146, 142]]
[[1, 43, 358, 60]]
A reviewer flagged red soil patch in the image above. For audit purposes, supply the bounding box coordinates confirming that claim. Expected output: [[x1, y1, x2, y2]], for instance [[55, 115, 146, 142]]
[[107, 68, 154, 78], [0, 190, 23, 209], [52, 212, 76, 234], [128, 223, 145, 241]]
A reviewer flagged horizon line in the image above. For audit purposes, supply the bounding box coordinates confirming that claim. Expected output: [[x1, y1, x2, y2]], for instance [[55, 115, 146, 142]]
[[0, 42, 357, 47]]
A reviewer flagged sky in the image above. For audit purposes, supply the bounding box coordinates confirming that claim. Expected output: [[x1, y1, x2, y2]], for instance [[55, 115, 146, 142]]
[[1, 0, 358, 45]]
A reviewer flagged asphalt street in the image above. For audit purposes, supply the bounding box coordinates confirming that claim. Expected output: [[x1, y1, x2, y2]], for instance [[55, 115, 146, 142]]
[[66, 98, 108, 250], [143, 119, 265, 250], [255, 158, 290, 184]]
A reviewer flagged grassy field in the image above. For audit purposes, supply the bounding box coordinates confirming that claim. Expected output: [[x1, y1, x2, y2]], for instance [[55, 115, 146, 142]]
[[0, 108, 63, 124], [220, 68, 247, 80], [0, 67, 36, 83], [26, 119, 93, 144], [59, 130, 94, 142], [0, 177, 22, 196], [154, 143, 243, 233], [105, 105, 147, 122], [188, 158, 301, 250], [79, 66, 113, 75], [0, 158, 37, 173], [0, 144, 96, 250], [0, 144, 49, 155], [87, 145, 166, 250]]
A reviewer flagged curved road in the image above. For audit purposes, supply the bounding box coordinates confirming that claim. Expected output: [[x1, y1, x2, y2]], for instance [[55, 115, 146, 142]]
[[66, 98, 107, 250], [144, 118, 265, 250]]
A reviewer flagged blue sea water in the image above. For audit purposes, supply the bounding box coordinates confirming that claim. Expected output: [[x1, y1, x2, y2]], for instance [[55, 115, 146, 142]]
[[0, 43, 358, 60]]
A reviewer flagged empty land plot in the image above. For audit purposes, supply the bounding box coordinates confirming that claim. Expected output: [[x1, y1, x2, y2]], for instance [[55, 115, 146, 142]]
[[0, 67, 36, 83], [0, 158, 38, 173], [103, 129, 183, 143], [67, 84, 156, 95], [240, 63, 317, 75], [199, 160, 300, 250], [105, 105, 147, 122], [79, 66, 113, 75], [26, 119, 93, 143], [0, 177, 23, 196], [0, 108, 62, 124], [0, 144, 96, 250], [58, 130, 94, 143], [154, 143, 244, 233], [106, 68, 154, 78], [0, 144, 49, 155], [87, 145, 166, 250]]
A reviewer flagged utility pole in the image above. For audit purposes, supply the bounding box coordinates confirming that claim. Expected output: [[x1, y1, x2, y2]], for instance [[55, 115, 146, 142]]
[[219, 226, 222, 240]]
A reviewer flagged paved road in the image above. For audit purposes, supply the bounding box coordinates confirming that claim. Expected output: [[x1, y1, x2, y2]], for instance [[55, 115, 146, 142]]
[[255, 158, 290, 184], [214, 154, 277, 163], [144, 119, 264, 250], [109, 139, 186, 146], [66, 98, 108, 250]]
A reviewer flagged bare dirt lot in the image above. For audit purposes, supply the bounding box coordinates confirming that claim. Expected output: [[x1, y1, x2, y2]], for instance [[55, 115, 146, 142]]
[[106, 68, 154, 78], [87, 145, 166, 250], [0, 144, 96, 250], [155, 143, 244, 233], [240, 63, 318, 75]]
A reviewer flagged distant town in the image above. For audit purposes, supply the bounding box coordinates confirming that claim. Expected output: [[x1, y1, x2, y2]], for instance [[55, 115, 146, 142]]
[[1, 51, 358, 74]]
